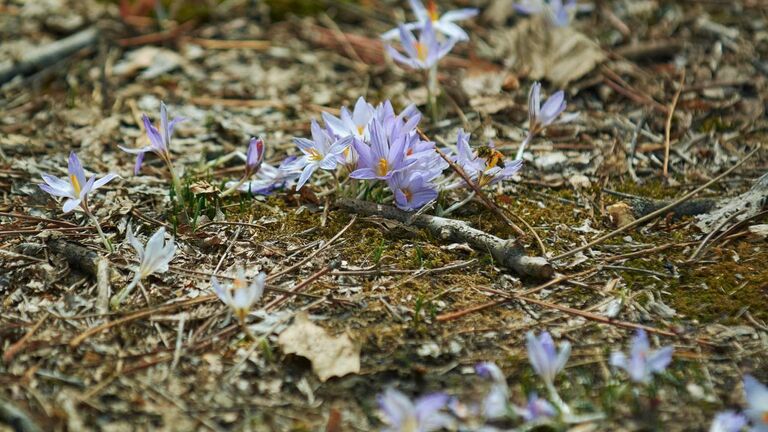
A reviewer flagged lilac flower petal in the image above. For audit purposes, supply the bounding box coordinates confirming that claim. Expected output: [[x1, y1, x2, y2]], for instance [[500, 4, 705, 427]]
[[539, 91, 566, 125], [435, 21, 469, 40], [62, 198, 81, 213], [408, 0, 430, 22], [68, 152, 87, 191], [647, 346, 674, 372], [709, 411, 747, 432], [349, 167, 377, 180], [134, 151, 145, 175], [142, 114, 165, 152], [441, 8, 478, 21], [295, 164, 317, 190], [92, 173, 120, 191]]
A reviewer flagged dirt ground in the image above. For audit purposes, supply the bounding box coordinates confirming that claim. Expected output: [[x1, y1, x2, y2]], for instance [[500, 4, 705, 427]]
[[1, 0, 767, 430]]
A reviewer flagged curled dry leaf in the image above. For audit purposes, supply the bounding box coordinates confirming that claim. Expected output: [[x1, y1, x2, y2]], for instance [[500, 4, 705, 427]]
[[277, 312, 360, 382], [489, 16, 605, 86]]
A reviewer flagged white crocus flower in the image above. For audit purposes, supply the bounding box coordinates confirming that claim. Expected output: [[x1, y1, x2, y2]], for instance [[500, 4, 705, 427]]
[[111, 224, 176, 308], [745, 375, 768, 432], [212, 267, 266, 323]]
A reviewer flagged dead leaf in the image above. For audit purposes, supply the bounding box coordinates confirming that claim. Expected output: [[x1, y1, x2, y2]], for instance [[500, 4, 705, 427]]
[[489, 16, 605, 86], [277, 312, 360, 382]]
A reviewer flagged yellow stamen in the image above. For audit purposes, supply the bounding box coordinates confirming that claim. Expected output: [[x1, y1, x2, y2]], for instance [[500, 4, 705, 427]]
[[357, 125, 365, 136], [376, 158, 389, 177], [415, 42, 428, 62], [70, 175, 81, 195], [307, 148, 323, 161]]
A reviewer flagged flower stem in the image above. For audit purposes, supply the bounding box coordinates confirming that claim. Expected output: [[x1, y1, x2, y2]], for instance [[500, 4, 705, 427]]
[[110, 275, 138, 309], [439, 190, 476, 217], [165, 157, 186, 209], [425, 66, 439, 124], [515, 133, 533, 161], [88, 212, 113, 252], [546, 382, 571, 416], [220, 177, 246, 197]]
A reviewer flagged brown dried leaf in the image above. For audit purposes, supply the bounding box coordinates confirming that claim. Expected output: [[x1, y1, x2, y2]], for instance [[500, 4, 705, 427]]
[[277, 312, 360, 382]]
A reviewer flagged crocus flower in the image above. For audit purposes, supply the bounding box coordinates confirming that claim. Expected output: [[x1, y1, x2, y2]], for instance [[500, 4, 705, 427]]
[[387, 171, 438, 211], [454, 130, 522, 188], [610, 329, 674, 384], [286, 120, 350, 190], [382, 0, 478, 41], [514, 0, 576, 27], [220, 137, 266, 197], [526, 331, 571, 387], [228, 157, 300, 196], [386, 19, 457, 70], [514, 393, 557, 422], [119, 101, 185, 175], [212, 267, 266, 324], [350, 119, 410, 181], [322, 96, 376, 140], [111, 224, 176, 308], [245, 137, 265, 177], [515, 82, 578, 160], [377, 388, 453, 432], [709, 411, 747, 432], [527, 82, 579, 136], [39, 152, 119, 213], [744, 375, 768, 432], [476, 362, 510, 420]]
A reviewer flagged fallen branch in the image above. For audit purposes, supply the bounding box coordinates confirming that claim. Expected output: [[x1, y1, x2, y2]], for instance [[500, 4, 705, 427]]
[[335, 199, 553, 279], [696, 171, 768, 233], [0, 26, 98, 84]]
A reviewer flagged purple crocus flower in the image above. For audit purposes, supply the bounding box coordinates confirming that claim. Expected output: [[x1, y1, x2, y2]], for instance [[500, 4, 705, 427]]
[[322, 96, 376, 140], [527, 81, 579, 136], [744, 375, 768, 432], [387, 172, 438, 211], [382, 0, 478, 41], [610, 329, 674, 384], [514, 0, 577, 27], [377, 388, 453, 432], [39, 152, 119, 213], [119, 101, 185, 174], [526, 331, 571, 387], [286, 120, 351, 190], [709, 411, 747, 432], [515, 82, 578, 160], [514, 393, 557, 422], [245, 137, 265, 177], [475, 362, 510, 420], [350, 119, 410, 181], [386, 19, 457, 70], [454, 129, 522, 188]]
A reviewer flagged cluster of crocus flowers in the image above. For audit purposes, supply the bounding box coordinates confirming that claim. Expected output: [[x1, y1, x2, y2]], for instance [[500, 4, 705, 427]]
[[383, 1, 476, 122], [211, 267, 266, 324], [111, 224, 176, 308], [474, 361, 557, 426], [609, 329, 673, 384], [514, 0, 576, 27], [39, 152, 119, 251], [286, 98, 447, 212], [221, 137, 266, 197], [119, 102, 187, 206], [515, 81, 579, 160], [377, 388, 453, 432]]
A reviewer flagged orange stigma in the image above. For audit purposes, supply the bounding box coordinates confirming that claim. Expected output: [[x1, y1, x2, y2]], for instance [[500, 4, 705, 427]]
[[427, 0, 439, 21]]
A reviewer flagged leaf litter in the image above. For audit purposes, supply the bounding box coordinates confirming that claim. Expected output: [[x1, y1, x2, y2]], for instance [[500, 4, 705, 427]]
[[0, 0, 767, 430]]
